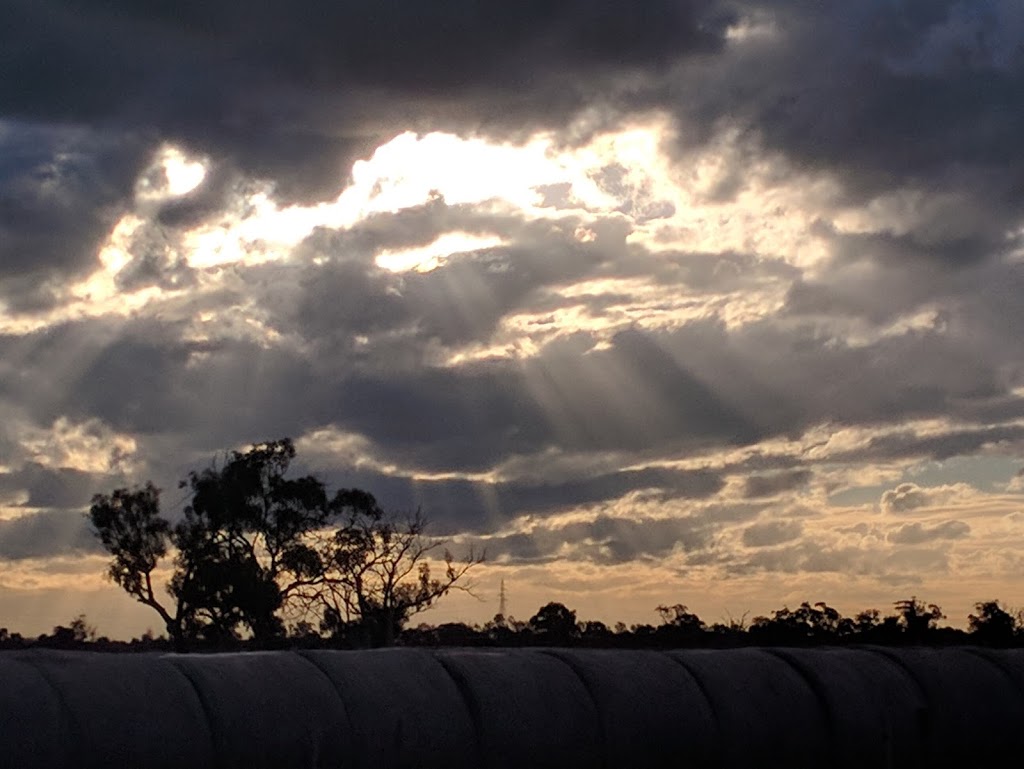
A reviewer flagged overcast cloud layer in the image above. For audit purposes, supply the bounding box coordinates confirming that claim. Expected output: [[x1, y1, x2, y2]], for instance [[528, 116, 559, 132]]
[[4, 0, 1024, 635]]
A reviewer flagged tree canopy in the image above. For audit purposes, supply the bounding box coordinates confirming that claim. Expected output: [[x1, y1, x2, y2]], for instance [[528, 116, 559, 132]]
[[88, 438, 480, 649]]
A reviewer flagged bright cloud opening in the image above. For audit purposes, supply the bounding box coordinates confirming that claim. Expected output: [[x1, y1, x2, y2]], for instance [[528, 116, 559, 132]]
[[376, 232, 507, 273], [136, 145, 208, 201]]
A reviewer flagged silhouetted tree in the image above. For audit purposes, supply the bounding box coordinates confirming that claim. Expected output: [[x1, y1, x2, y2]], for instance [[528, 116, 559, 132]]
[[482, 613, 529, 646], [968, 600, 1019, 645], [853, 608, 882, 634], [91, 438, 478, 650], [90, 440, 333, 646], [750, 602, 852, 644], [656, 604, 704, 629], [0, 627, 26, 649], [39, 614, 97, 649], [654, 604, 706, 646], [893, 596, 944, 643], [311, 506, 482, 647], [579, 619, 613, 643], [434, 622, 484, 646], [68, 614, 97, 643], [88, 482, 187, 647], [483, 612, 521, 645], [528, 602, 579, 644], [171, 439, 337, 643], [706, 611, 749, 645], [629, 623, 657, 641]]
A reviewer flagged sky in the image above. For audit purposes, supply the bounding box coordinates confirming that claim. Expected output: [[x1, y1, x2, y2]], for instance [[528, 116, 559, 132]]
[[3, 0, 1024, 638]]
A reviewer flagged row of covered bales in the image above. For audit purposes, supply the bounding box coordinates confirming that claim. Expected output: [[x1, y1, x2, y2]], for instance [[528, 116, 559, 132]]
[[3, 645, 1024, 769]]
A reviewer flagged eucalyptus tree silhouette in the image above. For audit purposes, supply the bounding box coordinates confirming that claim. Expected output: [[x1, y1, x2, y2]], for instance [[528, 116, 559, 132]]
[[170, 439, 341, 643], [968, 600, 1019, 645], [88, 481, 186, 646], [749, 602, 852, 645], [893, 596, 945, 643], [312, 504, 483, 647], [89, 438, 479, 648], [528, 602, 579, 645]]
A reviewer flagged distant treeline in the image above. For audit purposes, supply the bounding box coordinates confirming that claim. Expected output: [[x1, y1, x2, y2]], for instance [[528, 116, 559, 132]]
[[3, 596, 1023, 653]]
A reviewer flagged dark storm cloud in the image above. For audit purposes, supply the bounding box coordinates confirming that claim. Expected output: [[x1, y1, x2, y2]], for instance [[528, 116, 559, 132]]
[[332, 364, 549, 473], [674, 1, 1024, 202], [8, 0, 1023, 310], [539, 317, 994, 450], [223, 223, 1024, 479], [589, 163, 677, 223], [0, 510, 99, 561], [648, 250, 801, 294], [743, 469, 812, 498], [521, 328, 765, 448], [782, 232, 1024, 345], [286, 199, 805, 364], [3, 276, 1000, 550], [0, 463, 113, 560], [0, 315, 327, 455], [723, 452, 804, 476], [329, 466, 725, 535], [460, 501, 768, 565], [288, 203, 612, 353], [8, 0, 1024, 571], [5, 242, 1016, 538], [38, 0, 730, 96], [113, 251, 196, 293], [325, 325, 763, 473], [0, 464, 100, 510], [0, 0, 734, 303], [240, 252, 777, 471], [78, 336, 326, 447], [836, 424, 1024, 465], [0, 321, 120, 423], [783, 232, 964, 325], [0, 122, 151, 307], [1, 0, 731, 203], [298, 195, 514, 260], [480, 513, 718, 565]]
